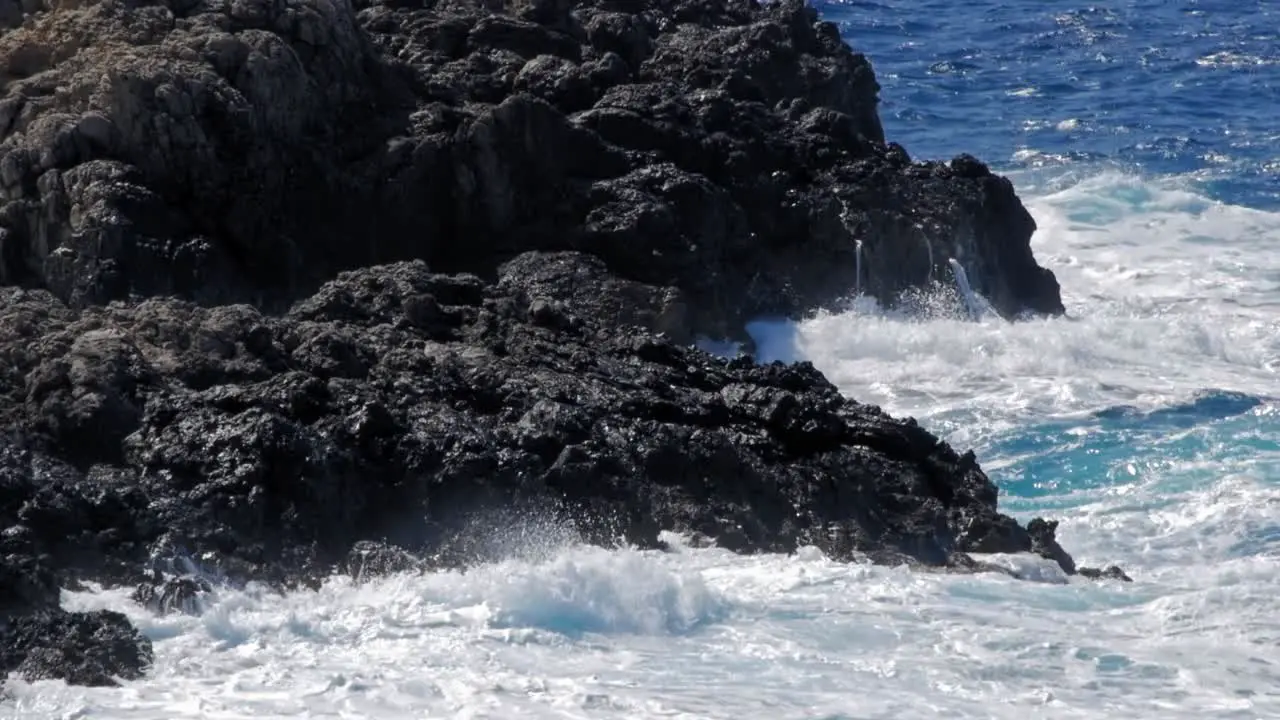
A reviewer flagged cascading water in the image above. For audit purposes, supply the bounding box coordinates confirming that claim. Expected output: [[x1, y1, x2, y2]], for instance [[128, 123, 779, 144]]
[[947, 257, 984, 321], [854, 238, 864, 297]]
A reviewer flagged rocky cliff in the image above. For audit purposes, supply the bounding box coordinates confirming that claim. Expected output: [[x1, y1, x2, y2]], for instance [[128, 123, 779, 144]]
[[0, 0, 1063, 336], [0, 0, 1109, 689]]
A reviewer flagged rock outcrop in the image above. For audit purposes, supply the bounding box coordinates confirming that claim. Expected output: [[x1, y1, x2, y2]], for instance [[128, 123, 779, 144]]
[[0, 0, 1062, 340], [0, 0, 1101, 689], [0, 256, 1123, 686]]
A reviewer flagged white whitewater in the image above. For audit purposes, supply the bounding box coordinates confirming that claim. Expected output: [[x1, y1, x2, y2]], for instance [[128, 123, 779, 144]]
[[6, 174, 1280, 719], [766, 173, 1280, 437]]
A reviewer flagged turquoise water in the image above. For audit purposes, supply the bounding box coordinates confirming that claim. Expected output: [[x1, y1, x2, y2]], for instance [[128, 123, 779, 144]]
[[990, 392, 1277, 501]]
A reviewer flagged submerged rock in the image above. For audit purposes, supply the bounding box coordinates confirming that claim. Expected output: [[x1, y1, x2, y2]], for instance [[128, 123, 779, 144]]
[[131, 573, 214, 616], [343, 540, 430, 581], [1078, 565, 1134, 582], [0, 0, 1104, 688]]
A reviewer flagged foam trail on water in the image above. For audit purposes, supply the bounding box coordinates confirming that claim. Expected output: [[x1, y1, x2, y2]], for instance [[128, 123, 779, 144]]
[[947, 257, 983, 321]]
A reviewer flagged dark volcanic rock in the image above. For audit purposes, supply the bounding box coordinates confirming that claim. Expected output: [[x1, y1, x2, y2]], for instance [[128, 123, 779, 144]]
[[0, 262, 1119, 594], [0, 258, 1119, 687], [1078, 565, 1133, 582], [0, 608, 152, 687], [0, 0, 1105, 689], [132, 573, 213, 615], [0, 0, 1061, 336]]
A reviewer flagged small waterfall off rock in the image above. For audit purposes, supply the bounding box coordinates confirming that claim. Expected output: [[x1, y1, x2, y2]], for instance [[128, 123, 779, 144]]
[[947, 257, 983, 321], [854, 238, 863, 297]]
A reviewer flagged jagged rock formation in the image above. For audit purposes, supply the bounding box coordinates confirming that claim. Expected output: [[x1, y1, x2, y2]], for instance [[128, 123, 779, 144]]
[[0, 0, 1105, 689], [0, 256, 1123, 686], [0, 0, 1062, 339]]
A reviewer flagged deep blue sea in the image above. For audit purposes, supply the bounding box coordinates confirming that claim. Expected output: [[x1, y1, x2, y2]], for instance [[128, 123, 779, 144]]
[[8, 1, 1279, 718]]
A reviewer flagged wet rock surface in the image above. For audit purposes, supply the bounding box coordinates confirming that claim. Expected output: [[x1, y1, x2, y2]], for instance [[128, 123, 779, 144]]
[[1, 0, 1108, 688]]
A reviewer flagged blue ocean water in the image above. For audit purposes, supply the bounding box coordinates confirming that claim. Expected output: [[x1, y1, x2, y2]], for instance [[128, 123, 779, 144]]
[[832, 0, 1279, 209], [7, 1, 1280, 718]]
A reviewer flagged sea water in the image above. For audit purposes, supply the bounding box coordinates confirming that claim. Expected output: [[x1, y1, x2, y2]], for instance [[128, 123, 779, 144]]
[[6, 0, 1279, 717]]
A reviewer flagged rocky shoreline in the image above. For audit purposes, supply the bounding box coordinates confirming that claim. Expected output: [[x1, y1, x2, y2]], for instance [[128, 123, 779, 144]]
[[2, 0, 1123, 688]]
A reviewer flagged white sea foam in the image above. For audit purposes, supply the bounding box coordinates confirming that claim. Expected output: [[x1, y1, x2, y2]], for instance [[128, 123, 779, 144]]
[[748, 174, 1280, 444]]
